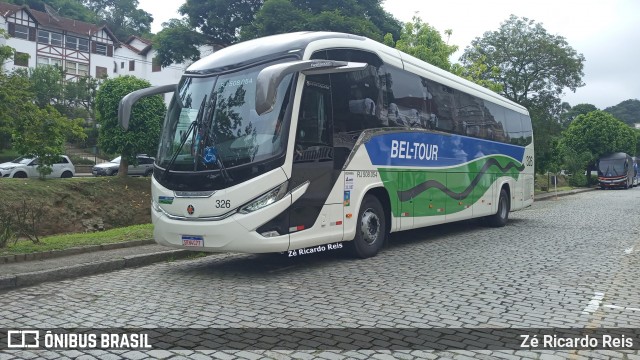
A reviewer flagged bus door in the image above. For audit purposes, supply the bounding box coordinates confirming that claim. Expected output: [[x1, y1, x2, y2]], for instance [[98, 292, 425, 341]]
[[287, 74, 344, 244]]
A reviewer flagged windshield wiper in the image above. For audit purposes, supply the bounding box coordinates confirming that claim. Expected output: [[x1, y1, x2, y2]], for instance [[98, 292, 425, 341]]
[[162, 96, 207, 180], [197, 96, 233, 184]]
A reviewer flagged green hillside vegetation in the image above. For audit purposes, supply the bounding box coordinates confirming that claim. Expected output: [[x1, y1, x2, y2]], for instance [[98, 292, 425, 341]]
[[604, 99, 640, 126]]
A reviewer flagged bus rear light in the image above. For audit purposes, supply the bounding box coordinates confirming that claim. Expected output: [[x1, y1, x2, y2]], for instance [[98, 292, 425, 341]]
[[289, 225, 305, 232]]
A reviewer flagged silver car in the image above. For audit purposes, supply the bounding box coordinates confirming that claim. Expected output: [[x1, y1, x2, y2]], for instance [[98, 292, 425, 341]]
[[0, 155, 75, 178], [91, 155, 155, 176]]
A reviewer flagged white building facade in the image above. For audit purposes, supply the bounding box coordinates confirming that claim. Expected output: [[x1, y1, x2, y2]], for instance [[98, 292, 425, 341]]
[[0, 3, 208, 89]]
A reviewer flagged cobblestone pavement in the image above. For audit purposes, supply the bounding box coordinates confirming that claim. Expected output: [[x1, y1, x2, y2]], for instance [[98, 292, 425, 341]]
[[1, 188, 639, 359]]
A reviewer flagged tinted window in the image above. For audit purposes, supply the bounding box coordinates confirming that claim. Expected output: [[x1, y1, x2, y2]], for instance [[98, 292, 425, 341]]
[[385, 66, 428, 128], [312, 49, 387, 136], [294, 74, 333, 162]]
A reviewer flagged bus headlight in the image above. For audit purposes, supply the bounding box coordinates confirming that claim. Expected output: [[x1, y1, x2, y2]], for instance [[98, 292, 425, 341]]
[[238, 181, 289, 214]]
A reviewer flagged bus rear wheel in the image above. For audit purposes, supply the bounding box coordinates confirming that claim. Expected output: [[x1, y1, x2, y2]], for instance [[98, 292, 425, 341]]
[[485, 188, 510, 227], [348, 194, 386, 258]]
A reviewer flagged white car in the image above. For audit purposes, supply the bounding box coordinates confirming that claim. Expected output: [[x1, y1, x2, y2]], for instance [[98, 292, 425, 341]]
[[0, 155, 75, 178]]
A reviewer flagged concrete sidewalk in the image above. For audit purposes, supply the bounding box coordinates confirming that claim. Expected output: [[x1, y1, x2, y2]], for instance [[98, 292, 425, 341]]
[[0, 187, 596, 291], [534, 187, 596, 201], [0, 242, 202, 291]]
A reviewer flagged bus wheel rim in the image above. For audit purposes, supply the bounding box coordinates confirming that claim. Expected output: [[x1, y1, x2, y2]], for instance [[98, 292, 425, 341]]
[[361, 209, 380, 245]]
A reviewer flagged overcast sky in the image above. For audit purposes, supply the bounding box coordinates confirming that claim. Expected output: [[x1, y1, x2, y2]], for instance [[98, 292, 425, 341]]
[[137, 0, 640, 109]]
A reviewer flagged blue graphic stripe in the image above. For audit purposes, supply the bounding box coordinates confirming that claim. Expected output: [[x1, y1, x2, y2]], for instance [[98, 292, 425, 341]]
[[364, 132, 525, 167]]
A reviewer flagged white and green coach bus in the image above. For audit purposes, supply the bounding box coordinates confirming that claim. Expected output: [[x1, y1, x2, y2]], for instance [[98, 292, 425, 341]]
[[119, 32, 534, 258]]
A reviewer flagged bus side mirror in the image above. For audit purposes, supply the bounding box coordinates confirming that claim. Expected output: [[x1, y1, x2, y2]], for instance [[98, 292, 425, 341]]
[[255, 60, 367, 116], [119, 84, 177, 130]]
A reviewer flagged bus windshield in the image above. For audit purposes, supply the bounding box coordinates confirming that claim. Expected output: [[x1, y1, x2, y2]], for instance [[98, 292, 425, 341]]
[[598, 159, 626, 176], [157, 61, 294, 174]]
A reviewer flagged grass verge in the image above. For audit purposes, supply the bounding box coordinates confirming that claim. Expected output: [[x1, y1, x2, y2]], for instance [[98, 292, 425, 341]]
[[0, 224, 153, 256]]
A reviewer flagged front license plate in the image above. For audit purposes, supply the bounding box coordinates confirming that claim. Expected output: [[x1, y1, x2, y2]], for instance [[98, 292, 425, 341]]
[[182, 235, 204, 247]]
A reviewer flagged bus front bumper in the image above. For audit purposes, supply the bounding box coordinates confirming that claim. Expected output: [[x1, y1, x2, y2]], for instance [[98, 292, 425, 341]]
[[151, 202, 291, 254]]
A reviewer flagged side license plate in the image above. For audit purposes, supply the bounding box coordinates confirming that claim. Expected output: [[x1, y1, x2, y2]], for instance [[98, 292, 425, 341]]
[[181, 235, 204, 247]]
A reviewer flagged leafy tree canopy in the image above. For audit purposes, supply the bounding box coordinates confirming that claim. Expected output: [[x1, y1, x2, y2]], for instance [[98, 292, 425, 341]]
[[242, 0, 401, 43], [154, 19, 208, 68], [95, 75, 165, 176], [559, 103, 598, 128], [155, 0, 402, 66], [604, 99, 640, 126], [11, 103, 86, 177], [82, 0, 153, 40], [460, 15, 585, 109], [0, 71, 32, 149], [560, 111, 637, 170], [7, 0, 151, 40], [29, 64, 64, 108], [180, 0, 264, 47], [389, 15, 457, 71]]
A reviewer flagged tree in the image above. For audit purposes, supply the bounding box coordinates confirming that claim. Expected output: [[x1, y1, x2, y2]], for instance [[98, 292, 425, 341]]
[[460, 15, 585, 174], [461, 15, 585, 107], [242, 0, 401, 43], [95, 76, 165, 177], [29, 65, 64, 108], [11, 104, 85, 177], [450, 56, 503, 93], [0, 70, 33, 149], [82, 0, 152, 40], [181, 0, 264, 46], [0, 29, 17, 71], [62, 76, 100, 119], [153, 19, 208, 68], [391, 15, 457, 71], [560, 110, 637, 177], [559, 103, 598, 128], [604, 99, 640, 126]]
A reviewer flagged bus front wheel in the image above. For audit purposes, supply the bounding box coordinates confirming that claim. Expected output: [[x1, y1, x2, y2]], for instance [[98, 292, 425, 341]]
[[486, 188, 510, 227], [348, 194, 386, 258]]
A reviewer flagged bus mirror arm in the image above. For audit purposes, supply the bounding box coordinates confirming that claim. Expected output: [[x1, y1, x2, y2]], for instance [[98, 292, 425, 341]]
[[255, 60, 367, 115], [119, 84, 177, 130]]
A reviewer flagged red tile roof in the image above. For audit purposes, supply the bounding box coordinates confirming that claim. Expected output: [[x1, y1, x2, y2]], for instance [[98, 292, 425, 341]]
[[0, 2, 117, 41]]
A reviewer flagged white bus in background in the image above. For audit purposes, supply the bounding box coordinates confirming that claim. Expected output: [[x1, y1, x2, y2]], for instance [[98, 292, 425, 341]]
[[119, 32, 534, 258]]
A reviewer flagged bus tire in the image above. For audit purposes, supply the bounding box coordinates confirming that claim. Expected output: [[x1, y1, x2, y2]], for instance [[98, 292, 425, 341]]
[[486, 188, 510, 227], [348, 194, 386, 259]]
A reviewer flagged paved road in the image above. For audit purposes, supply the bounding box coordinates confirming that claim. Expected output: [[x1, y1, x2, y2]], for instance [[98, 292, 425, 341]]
[[1, 188, 640, 359]]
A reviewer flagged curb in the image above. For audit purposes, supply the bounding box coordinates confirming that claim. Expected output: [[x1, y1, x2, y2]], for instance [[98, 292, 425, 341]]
[[0, 249, 202, 291], [534, 187, 596, 201], [0, 239, 155, 264]]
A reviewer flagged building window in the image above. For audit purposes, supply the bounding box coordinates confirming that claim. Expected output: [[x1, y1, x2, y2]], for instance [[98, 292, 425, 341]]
[[14, 52, 29, 67], [121, 62, 124, 69], [66, 60, 89, 76], [37, 56, 62, 68], [152, 57, 161, 72], [95, 43, 107, 56], [129, 60, 135, 71], [13, 24, 29, 40], [65, 36, 89, 52], [38, 30, 63, 46], [96, 66, 108, 79]]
